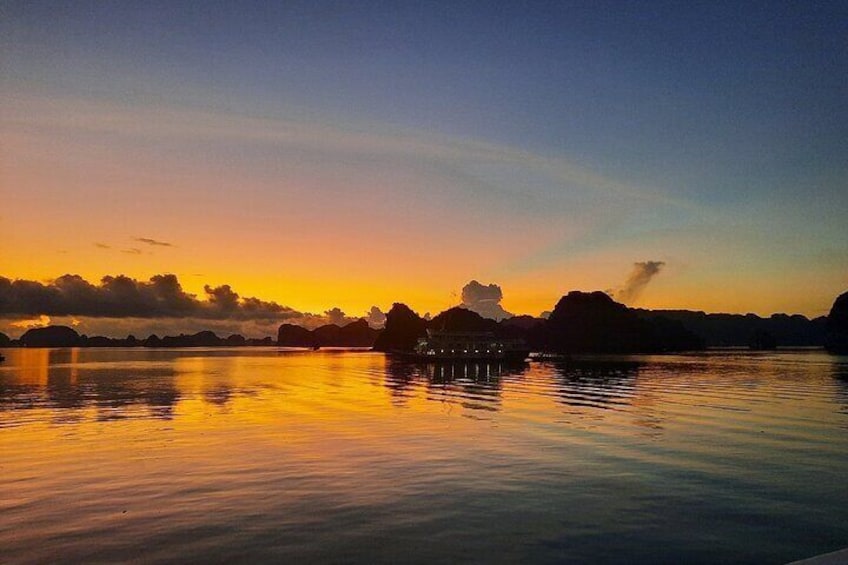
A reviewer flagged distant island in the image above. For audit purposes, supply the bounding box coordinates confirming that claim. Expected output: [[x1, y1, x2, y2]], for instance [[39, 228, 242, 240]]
[[2, 289, 846, 355]]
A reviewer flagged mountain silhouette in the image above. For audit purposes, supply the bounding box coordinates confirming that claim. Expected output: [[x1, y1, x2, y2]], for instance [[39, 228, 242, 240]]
[[277, 319, 379, 347], [277, 324, 318, 347], [825, 290, 848, 354], [4, 290, 840, 352], [19, 326, 83, 347], [428, 307, 499, 333], [635, 309, 826, 348], [372, 303, 428, 352]]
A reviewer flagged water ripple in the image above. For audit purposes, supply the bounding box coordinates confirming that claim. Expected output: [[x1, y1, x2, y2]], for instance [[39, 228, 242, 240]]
[[1, 348, 847, 564]]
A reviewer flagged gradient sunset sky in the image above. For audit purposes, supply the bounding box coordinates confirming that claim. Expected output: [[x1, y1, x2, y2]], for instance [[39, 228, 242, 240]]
[[2, 1, 847, 329]]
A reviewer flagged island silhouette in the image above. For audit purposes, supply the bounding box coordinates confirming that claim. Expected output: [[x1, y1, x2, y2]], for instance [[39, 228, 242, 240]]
[[2, 289, 845, 354]]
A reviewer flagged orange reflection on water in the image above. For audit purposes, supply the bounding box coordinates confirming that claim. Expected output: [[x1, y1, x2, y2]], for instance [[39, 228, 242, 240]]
[[2, 347, 80, 385], [2, 348, 848, 564]]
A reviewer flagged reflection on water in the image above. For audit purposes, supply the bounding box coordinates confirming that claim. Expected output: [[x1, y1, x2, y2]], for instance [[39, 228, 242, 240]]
[[1, 348, 848, 564], [0, 348, 181, 423], [552, 358, 641, 409], [384, 359, 527, 411]]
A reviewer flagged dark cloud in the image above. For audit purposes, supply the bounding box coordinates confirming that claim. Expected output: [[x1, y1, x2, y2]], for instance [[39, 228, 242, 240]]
[[204, 284, 240, 312], [0, 274, 308, 322], [135, 237, 174, 247], [0, 274, 371, 338], [613, 261, 666, 304], [460, 280, 513, 321]]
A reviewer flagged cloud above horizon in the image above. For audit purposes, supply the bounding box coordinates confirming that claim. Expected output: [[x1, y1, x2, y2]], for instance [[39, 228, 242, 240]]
[[0, 274, 360, 337], [460, 280, 513, 321], [612, 261, 666, 305], [365, 306, 387, 329]]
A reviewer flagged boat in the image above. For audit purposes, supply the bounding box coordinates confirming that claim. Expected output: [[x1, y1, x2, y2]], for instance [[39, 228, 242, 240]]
[[396, 329, 530, 362]]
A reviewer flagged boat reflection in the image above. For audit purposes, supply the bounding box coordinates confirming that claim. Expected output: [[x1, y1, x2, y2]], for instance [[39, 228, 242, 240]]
[[384, 358, 529, 411]]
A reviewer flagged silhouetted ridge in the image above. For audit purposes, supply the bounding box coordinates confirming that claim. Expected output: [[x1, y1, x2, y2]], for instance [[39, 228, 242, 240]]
[[825, 291, 848, 354], [19, 325, 82, 347], [225, 334, 246, 346], [276, 319, 378, 347], [544, 292, 645, 353], [635, 309, 827, 347], [543, 291, 702, 353], [335, 319, 380, 347], [373, 294, 703, 355], [8, 290, 840, 352], [372, 303, 427, 352], [277, 324, 318, 348], [428, 307, 498, 333]]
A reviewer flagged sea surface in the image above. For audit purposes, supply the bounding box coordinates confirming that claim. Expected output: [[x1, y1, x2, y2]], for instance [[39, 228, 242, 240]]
[[1, 347, 847, 564]]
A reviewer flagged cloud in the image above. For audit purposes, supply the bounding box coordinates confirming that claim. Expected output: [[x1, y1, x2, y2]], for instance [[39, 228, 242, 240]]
[[135, 237, 174, 247], [323, 307, 360, 327], [365, 306, 387, 329], [94, 243, 112, 249], [122, 248, 142, 255], [460, 280, 513, 321], [204, 284, 240, 312], [612, 261, 666, 304], [0, 274, 368, 337], [10, 314, 51, 329], [0, 273, 298, 320]]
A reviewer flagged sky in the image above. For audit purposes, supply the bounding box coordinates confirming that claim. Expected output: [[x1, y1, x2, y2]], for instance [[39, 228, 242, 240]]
[[2, 1, 847, 337]]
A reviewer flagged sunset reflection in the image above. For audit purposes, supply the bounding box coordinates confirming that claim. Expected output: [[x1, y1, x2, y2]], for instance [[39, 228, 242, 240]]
[[2, 348, 848, 563]]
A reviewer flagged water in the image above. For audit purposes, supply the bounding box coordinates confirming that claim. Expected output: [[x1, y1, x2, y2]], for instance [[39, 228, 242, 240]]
[[1, 348, 847, 564]]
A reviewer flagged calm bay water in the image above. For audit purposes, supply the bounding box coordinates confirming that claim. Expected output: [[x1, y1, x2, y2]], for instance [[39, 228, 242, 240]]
[[1, 348, 847, 564]]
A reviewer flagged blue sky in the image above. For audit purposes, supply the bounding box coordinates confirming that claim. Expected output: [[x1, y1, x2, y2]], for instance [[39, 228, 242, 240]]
[[2, 0, 847, 322]]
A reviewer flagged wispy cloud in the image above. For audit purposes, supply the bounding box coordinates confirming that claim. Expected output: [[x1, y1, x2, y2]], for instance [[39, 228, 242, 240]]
[[135, 237, 174, 247], [7, 92, 693, 212], [121, 248, 142, 255], [94, 242, 112, 249], [612, 261, 666, 305]]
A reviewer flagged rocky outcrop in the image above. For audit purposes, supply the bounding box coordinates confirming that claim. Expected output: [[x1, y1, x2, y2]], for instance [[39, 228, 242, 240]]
[[160, 331, 224, 347], [334, 319, 380, 347], [543, 291, 703, 353], [635, 309, 826, 347], [372, 303, 428, 352], [373, 294, 704, 354], [277, 323, 318, 347], [825, 291, 848, 354], [225, 334, 247, 346], [428, 307, 499, 333], [543, 291, 648, 353], [19, 325, 82, 347], [277, 319, 379, 347]]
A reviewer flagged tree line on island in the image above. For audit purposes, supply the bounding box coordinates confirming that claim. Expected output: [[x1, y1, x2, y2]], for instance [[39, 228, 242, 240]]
[[2, 289, 847, 355]]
